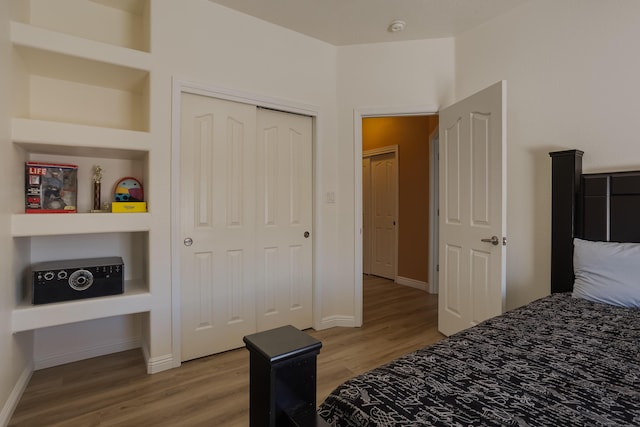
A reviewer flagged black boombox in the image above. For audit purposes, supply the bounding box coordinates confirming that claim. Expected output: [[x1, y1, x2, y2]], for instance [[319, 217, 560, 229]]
[[31, 256, 124, 305]]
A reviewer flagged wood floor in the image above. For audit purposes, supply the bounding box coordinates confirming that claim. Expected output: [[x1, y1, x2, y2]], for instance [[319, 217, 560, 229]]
[[10, 276, 444, 427]]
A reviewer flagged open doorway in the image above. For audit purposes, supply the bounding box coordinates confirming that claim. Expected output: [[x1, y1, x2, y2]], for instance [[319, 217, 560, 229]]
[[355, 111, 439, 326], [362, 116, 438, 289]]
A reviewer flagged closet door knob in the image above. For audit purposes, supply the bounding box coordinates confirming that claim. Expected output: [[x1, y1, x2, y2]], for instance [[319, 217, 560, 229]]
[[184, 237, 193, 247]]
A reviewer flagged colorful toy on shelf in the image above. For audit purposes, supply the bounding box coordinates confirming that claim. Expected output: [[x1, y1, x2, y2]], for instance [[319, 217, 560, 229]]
[[114, 177, 144, 202], [112, 177, 147, 213]]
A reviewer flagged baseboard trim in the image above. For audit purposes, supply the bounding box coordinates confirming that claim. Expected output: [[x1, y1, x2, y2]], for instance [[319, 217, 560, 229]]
[[0, 362, 33, 427], [34, 337, 141, 370], [317, 315, 357, 330], [395, 276, 428, 291], [146, 353, 174, 374]]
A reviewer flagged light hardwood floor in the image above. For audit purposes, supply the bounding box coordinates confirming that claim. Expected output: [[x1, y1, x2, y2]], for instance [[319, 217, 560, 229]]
[[10, 276, 444, 426]]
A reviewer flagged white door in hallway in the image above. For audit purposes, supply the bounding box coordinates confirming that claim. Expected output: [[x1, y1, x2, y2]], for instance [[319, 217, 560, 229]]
[[255, 108, 313, 332], [438, 81, 507, 337], [362, 157, 372, 275], [180, 94, 312, 361], [370, 153, 397, 280]]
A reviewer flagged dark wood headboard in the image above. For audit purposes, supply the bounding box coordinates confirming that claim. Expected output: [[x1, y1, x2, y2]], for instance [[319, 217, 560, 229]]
[[549, 150, 640, 293]]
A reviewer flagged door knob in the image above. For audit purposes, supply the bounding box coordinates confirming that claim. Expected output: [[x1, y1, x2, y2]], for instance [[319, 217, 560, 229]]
[[184, 237, 193, 247], [481, 236, 499, 246], [304, 231, 310, 238]]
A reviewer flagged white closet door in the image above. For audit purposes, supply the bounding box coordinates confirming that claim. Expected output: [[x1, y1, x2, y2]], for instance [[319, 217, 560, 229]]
[[180, 93, 258, 361], [255, 108, 313, 332], [180, 94, 313, 361]]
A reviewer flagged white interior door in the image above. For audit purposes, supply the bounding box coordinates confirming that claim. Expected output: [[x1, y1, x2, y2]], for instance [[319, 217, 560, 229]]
[[180, 93, 257, 361], [370, 153, 397, 280], [362, 157, 372, 275], [255, 108, 313, 332], [438, 81, 506, 337]]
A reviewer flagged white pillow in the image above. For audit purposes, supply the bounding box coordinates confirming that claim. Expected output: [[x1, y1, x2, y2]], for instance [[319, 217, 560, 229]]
[[573, 238, 640, 308]]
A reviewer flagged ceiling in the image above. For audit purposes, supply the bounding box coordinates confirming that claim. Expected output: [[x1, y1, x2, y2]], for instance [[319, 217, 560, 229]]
[[208, 0, 529, 46]]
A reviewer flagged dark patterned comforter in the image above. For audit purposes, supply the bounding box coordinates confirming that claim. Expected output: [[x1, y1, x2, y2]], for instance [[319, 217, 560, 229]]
[[318, 293, 640, 426]]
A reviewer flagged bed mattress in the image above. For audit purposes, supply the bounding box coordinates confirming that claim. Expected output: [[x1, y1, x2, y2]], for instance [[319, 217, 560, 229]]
[[318, 293, 640, 426]]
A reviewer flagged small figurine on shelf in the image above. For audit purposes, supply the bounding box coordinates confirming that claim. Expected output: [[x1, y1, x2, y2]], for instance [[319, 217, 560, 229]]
[[111, 177, 147, 213], [90, 165, 109, 213], [43, 170, 66, 210]]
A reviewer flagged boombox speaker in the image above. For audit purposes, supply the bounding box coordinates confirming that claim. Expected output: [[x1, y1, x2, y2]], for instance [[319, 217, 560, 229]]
[[31, 256, 124, 305]]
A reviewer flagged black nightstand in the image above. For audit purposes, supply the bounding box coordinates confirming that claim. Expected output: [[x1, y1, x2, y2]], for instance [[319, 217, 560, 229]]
[[243, 325, 328, 426]]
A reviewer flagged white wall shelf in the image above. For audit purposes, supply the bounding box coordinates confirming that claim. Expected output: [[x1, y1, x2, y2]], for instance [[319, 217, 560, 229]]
[[12, 213, 151, 237], [12, 118, 151, 159], [12, 279, 151, 333], [10, 21, 151, 71]]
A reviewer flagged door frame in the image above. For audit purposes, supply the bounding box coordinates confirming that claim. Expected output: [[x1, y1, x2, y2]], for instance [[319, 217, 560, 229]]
[[353, 105, 439, 326], [362, 145, 399, 280], [428, 128, 439, 294], [171, 78, 321, 367]]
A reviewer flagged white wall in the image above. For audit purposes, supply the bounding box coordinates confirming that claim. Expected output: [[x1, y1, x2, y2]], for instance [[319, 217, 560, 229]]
[[333, 39, 455, 317], [455, 0, 640, 309], [0, 1, 34, 424]]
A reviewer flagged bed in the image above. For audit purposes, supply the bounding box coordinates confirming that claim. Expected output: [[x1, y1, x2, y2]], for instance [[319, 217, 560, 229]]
[[318, 150, 640, 426]]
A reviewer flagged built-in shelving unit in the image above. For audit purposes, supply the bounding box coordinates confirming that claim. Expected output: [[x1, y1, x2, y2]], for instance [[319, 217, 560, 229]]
[[10, 0, 153, 335]]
